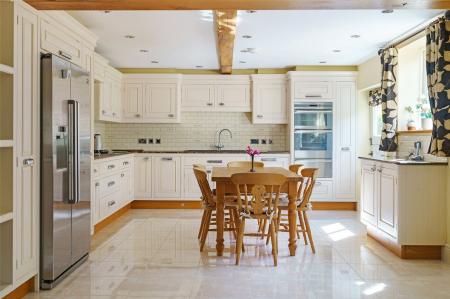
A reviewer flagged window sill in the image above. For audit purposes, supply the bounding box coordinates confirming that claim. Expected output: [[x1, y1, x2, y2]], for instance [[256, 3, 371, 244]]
[[397, 130, 432, 136]]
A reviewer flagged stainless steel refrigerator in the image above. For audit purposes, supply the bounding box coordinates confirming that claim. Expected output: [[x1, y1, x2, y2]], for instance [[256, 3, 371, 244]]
[[40, 54, 91, 289]]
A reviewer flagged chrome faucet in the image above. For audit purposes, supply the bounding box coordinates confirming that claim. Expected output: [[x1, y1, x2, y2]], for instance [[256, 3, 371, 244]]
[[215, 128, 232, 150], [408, 141, 424, 161]]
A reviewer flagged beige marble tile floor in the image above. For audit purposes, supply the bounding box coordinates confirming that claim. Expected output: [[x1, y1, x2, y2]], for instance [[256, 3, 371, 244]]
[[25, 209, 450, 299]]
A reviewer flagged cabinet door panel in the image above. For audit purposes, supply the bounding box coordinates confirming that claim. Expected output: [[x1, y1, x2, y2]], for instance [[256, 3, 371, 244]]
[[216, 84, 250, 111], [361, 164, 377, 226], [134, 157, 151, 198], [294, 80, 334, 99], [181, 84, 215, 110], [378, 167, 398, 238], [112, 81, 122, 121], [253, 83, 287, 124], [143, 83, 177, 121], [152, 157, 181, 198], [183, 167, 201, 199], [15, 6, 39, 280], [122, 82, 143, 121]]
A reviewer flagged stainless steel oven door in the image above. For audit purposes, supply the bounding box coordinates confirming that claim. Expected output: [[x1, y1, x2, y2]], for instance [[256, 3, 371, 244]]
[[295, 158, 333, 179], [294, 129, 332, 159], [294, 102, 333, 130]]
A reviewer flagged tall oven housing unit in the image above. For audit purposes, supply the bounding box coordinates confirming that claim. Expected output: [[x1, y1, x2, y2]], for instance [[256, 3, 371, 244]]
[[40, 54, 91, 289]]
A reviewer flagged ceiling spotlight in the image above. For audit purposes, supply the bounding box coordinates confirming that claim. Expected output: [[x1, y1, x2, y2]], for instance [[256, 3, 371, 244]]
[[319, 61, 327, 64], [246, 10, 257, 13], [240, 48, 256, 54], [382, 9, 394, 13], [332, 49, 341, 53], [196, 65, 203, 68], [350, 34, 361, 38], [124, 34, 135, 39], [242, 35, 252, 39], [140, 49, 149, 53], [151, 61, 159, 64]]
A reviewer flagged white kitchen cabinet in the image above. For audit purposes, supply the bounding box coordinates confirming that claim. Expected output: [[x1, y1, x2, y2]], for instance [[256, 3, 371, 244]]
[[216, 84, 250, 112], [181, 83, 215, 111], [251, 75, 287, 124], [14, 3, 39, 282], [142, 83, 180, 122], [119, 169, 131, 207], [360, 158, 447, 252], [152, 156, 181, 199], [294, 80, 334, 99], [40, 18, 83, 66], [122, 75, 181, 123], [183, 167, 202, 199], [134, 155, 152, 199], [254, 154, 290, 168], [122, 81, 143, 121], [111, 77, 122, 121], [181, 76, 251, 112], [92, 180, 101, 225], [335, 81, 356, 200]]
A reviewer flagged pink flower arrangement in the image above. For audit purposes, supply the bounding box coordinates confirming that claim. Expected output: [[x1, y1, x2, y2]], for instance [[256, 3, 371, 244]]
[[246, 145, 261, 157]]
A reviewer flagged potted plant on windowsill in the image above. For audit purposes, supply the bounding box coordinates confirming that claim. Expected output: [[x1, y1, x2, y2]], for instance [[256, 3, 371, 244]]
[[405, 106, 417, 131], [416, 99, 433, 130]]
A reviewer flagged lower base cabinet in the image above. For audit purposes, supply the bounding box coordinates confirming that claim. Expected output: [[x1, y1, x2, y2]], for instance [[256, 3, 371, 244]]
[[152, 156, 181, 199]]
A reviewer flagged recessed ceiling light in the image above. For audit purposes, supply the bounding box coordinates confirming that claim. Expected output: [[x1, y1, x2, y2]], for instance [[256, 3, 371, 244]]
[[382, 9, 394, 13], [240, 48, 256, 54], [319, 61, 327, 64], [332, 49, 341, 53], [151, 61, 159, 64], [242, 35, 252, 39], [350, 34, 361, 38], [246, 10, 257, 13], [124, 34, 135, 39], [140, 49, 149, 53], [239, 61, 246, 64], [196, 65, 203, 68]]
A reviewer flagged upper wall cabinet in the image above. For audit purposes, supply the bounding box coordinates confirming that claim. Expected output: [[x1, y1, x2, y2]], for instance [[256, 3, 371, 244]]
[[293, 78, 334, 100], [93, 53, 122, 123], [122, 75, 181, 123], [181, 75, 251, 112], [251, 75, 287, 124]]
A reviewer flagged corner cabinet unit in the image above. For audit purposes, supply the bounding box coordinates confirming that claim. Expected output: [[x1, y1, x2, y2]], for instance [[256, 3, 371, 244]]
[[287, 71, 357, 203], [93, 53, 122, 122], [360, 158, 448, 258], [181, 75, 251, 112], [251, 75, 288, 124], [122, 74, 182, 123]]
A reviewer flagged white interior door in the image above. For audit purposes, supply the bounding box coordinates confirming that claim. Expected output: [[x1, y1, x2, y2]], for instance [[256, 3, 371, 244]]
[[15, 5, 39, 281]]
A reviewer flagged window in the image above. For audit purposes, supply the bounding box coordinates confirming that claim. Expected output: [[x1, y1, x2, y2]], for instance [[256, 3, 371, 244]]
[[371, 105, 383, 138]]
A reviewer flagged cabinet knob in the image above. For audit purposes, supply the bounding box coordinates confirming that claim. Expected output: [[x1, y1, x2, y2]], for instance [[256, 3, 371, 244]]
[[162, 157, 173, 161], [123, 161, 129, 165], [121, 173, 125, 177], [370, 166, 376, 172], [95, 182, 100, 187], [108, 200, 116, 207], [219, 102, 225, 106], [257, 115, 263, 118], [341, 147, 350, 151], [206, 102, 213, 106], [168, 114, 174, 117], [377, 168, 383, 173], [316, 182, 322, 186], [102, 110, 106, 115], [135, 114, 140, 117], [144, 157, 150, 161], [305, 95, 322, 98], [112, 112, 116, 116], [108, 181, 115, 187], [23, 158, 34, 166], [107, 164, 115, 169]]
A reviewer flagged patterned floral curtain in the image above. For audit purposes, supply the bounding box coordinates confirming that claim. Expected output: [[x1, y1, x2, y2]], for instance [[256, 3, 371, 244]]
[[425, 16, 450, 157], [368, 88, 382, 107], [379, 47, 399, 152]]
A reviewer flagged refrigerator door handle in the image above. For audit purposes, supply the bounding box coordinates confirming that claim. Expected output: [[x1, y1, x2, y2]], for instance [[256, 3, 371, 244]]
[[68, 99, 80, 204]]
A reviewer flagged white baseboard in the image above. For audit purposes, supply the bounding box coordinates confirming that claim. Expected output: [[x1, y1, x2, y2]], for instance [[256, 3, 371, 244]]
[[442, 244, 450, 264]]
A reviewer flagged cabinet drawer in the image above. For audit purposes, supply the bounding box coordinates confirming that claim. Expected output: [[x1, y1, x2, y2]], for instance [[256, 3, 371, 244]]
[[99, 159, 121, 174], [99, 192, 120, 220], [98, 174, 121, 197], [294, 80, 334, 99], [40, 19, 83, 66], [310, 180, 333, 200], [118, 157, 133, 169]]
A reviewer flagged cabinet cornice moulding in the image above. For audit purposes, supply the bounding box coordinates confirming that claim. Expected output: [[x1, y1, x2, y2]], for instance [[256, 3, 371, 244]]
[[287, 71, 358, 80], [250, 74, 287, 81], [123, 73, 182, 80]]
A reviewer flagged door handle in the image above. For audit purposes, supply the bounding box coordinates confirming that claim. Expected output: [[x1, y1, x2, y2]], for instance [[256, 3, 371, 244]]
[[341, 147, 350, 151], [162, 157, 173, 161], [168, 114, 174, 118], [59, 50, 72, 60], [257, 115, 263, 118], [107, 164, 115, 169], [219, 102, 225, 106], [108, 181, 115, 187], [68, 100, 80, 204], [261, 158, 276, 162], [304, 95, 322, 98], [23, 158, 34, 166], [206, 102, 213, 106]]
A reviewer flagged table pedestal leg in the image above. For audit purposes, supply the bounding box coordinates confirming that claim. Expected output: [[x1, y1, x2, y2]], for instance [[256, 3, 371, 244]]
[[288, 181, 297, 256], [216, 182, 225, 256]]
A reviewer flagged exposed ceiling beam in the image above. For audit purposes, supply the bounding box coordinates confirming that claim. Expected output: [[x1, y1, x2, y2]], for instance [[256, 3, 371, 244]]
[[215, 10, 237, 74], [24, 0, 450, 10]]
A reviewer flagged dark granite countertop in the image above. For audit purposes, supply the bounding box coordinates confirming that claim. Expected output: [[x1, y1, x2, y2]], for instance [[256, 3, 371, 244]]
[[94, 149, 290, 160], [358, 156, 448, 166]]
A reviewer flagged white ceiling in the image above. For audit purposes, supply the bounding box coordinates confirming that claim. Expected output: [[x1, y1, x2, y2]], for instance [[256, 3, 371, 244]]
[[69, 10, 442, 69]]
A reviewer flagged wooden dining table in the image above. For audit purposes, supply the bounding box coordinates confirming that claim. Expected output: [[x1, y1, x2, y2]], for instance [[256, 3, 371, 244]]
[[211, 166, 303, 257]]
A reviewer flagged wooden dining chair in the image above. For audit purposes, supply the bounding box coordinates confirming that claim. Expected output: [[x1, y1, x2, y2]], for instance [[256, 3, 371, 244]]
[[193, 166, 239, 251], [274, 167, 318, 253], [231, 172, 287, 266], [227, 161, 264, 168]]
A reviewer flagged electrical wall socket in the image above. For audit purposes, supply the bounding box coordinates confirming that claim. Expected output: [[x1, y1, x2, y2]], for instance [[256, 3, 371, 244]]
[[261, 139, 267, 144], [138, 138, 147, 144], [148, 138, 154, 144], [156, 138, 161, 144], [250, 139, 259, 144]]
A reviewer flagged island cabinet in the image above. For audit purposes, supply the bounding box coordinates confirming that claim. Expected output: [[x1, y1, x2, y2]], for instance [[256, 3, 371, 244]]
[[359, 158, 448, 259]]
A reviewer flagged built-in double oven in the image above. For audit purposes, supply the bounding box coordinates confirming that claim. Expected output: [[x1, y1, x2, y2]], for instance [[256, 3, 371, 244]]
[[294, 102, 333, 178]]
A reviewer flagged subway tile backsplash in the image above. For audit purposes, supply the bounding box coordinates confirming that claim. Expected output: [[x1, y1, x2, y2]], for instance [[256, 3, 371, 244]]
[[95, 112, 287, 151]]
